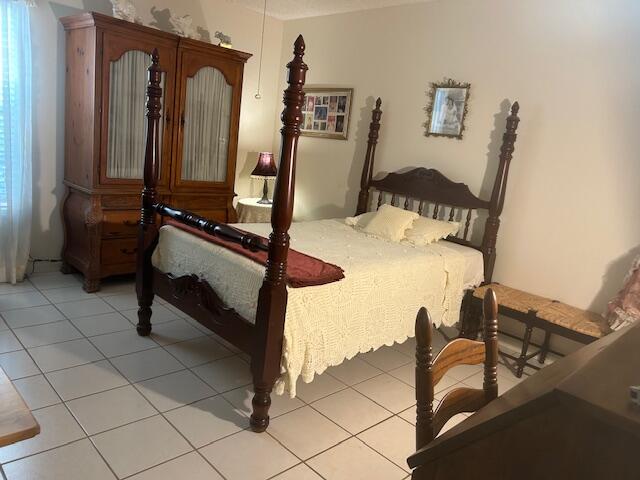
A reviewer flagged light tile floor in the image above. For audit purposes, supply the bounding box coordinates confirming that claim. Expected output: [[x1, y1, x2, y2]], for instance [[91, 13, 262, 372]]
[[0, 271, 540, 479]]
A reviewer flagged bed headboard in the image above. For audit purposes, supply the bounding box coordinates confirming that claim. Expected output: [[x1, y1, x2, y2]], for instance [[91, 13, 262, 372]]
[[356, 100, 521, 284]]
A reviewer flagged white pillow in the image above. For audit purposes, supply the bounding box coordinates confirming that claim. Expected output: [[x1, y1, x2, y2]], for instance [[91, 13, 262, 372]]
[[405, 217, 460, 246], [361, 204, 419, 242], [344, 212, 376, 229]]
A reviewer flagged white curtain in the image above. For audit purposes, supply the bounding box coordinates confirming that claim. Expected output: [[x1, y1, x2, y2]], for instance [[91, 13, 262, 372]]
[[182, 66, 231, 182], [107, 50, 164, 179], [0, 0, 32, 283]]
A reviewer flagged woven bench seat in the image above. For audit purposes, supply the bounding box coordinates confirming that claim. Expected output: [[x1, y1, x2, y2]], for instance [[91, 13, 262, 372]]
[[468, 283, 611, 377]]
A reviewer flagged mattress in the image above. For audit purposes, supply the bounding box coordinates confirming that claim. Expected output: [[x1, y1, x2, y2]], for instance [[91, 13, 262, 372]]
[[152, 218, 484, 396]]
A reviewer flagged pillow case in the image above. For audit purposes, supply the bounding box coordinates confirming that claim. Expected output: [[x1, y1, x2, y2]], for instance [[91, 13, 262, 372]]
[[405, 217, 460, 246], [361, 204, 419, 242], [344, 211, 376, 229]]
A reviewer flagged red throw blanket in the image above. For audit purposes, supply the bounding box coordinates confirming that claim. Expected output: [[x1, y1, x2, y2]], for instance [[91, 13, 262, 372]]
[[165, 219, 345, 288]]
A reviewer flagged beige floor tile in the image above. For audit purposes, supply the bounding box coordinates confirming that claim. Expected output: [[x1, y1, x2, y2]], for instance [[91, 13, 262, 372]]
[[164, 336, 232, 368], [446, 362, 484, 381], [135, 370, 216, 412], [1, 305, 64, 329], [191, 356, 252, 393], [29, 339, 104, 373], [149, 319, 204, 346], [13, 320, 82, 348], [0, 403, 84, 463], [312, 388, 392, 434], [55, 298, 115, 319], [2, 438, 115, 480], [41, 285, 96, 304], [358, 346, 413, 371], [357, 416, 415, 472], [46, 360, 128, 400], [91, 415, 191, 478], [127, 451, 223, 480], [272, 463, 323, 480], [0, 280, 35, 296], [13, 374, 61, 410], [268, 406, 349, 460], [0, 330, 23, 353], [67, 385, 157, 435], [28, 272, 80, 290], [121, 304, 180, 325], [109, 347, 183, 383], [70, 312, 133, 337], [0, 291, 50, 312], [438, 413, 468, 436], [307, 437, 406, 480], [200, 430, 298, 480], [398, 406, 416, 425], [102, 292, 139, 311], [327, 357, 382, 386], [353, 373, 415, 414], [164, 396, 246, 447], [95, 279, 135, 298], [0, 317, 7, 331], [89, 329, 158, 358], [0, 349, 40, 379], [390, 336, 418, 357], [295, 373, 347, 403], [222, 387, 304, 419]]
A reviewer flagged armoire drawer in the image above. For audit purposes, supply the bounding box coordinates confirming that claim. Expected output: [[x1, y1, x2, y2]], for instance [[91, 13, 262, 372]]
[[101, 238, 138, 265], [102, 210, 140, 238]]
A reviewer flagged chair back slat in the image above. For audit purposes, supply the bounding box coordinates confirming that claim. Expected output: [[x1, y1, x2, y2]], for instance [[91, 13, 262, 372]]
[[431, 338, 485, 386], [431, 387, 487, 436]]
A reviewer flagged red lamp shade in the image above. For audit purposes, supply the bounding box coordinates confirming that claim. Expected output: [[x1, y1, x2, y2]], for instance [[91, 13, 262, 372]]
[[251, 152, 277, 178]]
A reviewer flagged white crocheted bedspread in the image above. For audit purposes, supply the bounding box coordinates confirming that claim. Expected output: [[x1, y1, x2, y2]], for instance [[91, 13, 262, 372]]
[[151, 219, 483, 397]]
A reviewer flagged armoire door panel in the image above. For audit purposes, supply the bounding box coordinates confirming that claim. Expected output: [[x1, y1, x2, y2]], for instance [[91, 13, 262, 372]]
[[171, 46, 244, 193], [99, 31, 177, 188]]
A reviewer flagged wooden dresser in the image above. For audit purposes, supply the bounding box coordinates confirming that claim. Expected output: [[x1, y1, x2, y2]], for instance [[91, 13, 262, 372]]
[[60, 12, 250, 291]]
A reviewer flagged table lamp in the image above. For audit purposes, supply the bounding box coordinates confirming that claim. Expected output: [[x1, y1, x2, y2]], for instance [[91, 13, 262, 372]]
[[251, 152, 277, 204]]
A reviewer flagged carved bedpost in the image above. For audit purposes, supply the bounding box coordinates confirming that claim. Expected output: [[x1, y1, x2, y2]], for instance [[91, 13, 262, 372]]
[[355, 98, 383, 215], [482, 288, 499, 401], [481, 102, 520, 283], [415, 307, 435, 450], [136, 49, 162, 337], [250, 36, 308, 432]]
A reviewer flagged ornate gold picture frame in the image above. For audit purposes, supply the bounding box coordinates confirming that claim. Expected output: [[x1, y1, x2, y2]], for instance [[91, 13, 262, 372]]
[[424, 79, 471, 139]]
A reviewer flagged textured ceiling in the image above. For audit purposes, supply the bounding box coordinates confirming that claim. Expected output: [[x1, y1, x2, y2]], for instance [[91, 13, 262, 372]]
[[226, 0, 432, 20]]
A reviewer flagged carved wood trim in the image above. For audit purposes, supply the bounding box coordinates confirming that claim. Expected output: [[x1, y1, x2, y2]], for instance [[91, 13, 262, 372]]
[[356, 97, 383, 215]]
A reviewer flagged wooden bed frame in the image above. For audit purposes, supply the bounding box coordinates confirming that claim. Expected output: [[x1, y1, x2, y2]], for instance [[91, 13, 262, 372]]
[[136, 36, 521, 432]]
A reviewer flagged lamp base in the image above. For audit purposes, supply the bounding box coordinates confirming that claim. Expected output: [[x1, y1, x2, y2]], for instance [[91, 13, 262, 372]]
[[257, 178, 272, 205]]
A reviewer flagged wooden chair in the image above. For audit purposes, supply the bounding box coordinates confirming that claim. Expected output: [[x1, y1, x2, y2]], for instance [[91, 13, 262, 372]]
[[415, 288, 499, 450]]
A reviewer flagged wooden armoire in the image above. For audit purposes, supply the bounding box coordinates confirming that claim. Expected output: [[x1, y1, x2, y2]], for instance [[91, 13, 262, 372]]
[[60, 12, 251, 292]]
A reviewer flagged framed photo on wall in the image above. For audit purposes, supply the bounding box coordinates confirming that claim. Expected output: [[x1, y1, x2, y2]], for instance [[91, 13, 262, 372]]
[[301, 87, 353, 140], [424, 79, 471, 139]]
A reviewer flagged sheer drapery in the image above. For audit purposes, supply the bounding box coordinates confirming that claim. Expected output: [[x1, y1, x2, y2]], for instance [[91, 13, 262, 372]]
[[0, 0, 32, 283], [181, 66, 231, 182], [107, 50, 164, 179]]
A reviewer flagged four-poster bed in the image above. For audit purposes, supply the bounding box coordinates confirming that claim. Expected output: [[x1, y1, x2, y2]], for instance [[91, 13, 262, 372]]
[[136, 36, 521, 432]]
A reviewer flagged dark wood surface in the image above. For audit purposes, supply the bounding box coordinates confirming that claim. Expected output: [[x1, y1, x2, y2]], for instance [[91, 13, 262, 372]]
[[408, 322, 640, 479], [0, 367, 39, 447], [415, 289, 498, 449], [60, 12, 250, 291], [357, 102, 521, 285]]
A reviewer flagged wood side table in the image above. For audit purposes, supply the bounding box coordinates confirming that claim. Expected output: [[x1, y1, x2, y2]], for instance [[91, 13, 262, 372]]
[[237, 198, 272, 223]]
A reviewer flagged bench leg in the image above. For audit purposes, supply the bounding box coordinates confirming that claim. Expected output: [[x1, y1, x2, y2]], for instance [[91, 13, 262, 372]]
[[538, 330, 551, 364], [459, 293, 481, 340], [516, 324, 533, 378]]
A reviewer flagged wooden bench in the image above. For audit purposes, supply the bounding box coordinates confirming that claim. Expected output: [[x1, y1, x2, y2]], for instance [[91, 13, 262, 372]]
[[462, 283, 611, 377]]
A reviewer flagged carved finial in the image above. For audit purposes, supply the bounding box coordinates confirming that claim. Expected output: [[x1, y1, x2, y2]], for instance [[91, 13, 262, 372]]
[[294, 34, 305, 56], [415, 307, 432, 349], [375, 97, 382, 109], [483, 288, 498, 322], [511, 101, 519, 115], [151, 48, 159, 65]]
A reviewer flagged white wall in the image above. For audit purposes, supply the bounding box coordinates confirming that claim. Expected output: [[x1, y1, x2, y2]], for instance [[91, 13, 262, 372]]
[[278, 0, 640, 313], [28, 0, 283, 261]]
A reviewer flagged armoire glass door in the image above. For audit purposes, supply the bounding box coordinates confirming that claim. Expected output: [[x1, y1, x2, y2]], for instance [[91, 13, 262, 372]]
[[100, 35, 176, 186], [180, 66, 232, 183]]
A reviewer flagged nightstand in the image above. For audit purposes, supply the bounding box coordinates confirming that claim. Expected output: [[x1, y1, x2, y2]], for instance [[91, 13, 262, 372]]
[[237, 198, 272, 223]]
